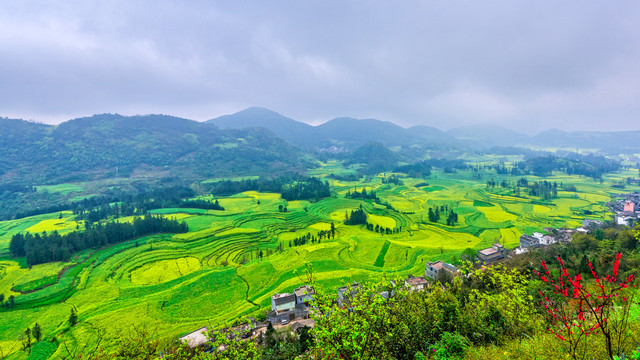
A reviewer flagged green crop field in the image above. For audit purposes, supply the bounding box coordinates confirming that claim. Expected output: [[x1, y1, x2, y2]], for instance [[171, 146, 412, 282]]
[[1, 162, 639, 359]]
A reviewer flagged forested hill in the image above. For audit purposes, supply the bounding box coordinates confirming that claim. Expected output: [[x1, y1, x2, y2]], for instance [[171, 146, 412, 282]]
[[208, 108, 455, 150], [208, 107, 640, 153], [0, 114, 309, 184]]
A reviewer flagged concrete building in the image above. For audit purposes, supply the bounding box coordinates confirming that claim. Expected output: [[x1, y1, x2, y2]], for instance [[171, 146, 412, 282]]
[[268, 292, 309, 324], [477, 243, 506, 262], [425, 261, 458, 280], [337, 282, 361, 307], [405, 275, 429, 290], [294, 285, 314, 305], [179, 327, 209, 348], [271, 293, 296, 314], [520, 235, 541, 249], [624, 200, 636, 213]]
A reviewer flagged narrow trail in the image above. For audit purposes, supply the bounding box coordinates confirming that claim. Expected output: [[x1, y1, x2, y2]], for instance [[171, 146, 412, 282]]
[[235, 267, 260, 308]]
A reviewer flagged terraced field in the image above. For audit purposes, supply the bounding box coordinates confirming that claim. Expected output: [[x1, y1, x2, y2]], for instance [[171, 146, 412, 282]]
[[0, 164, 639, 359]]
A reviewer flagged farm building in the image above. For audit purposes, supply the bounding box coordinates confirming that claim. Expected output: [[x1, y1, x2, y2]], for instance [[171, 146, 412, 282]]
[[271, 292, 296, 314], [294, 285, 315, 305], [267, 291, 310, 324], [404, 275, 429, 290], [583, 219, 603, 228], [424, 261, 458, 280], [338, 282, 361, 308], [477, 243, 505, 262], [179, 327, 209, 348], [519, 234, 541, 249]]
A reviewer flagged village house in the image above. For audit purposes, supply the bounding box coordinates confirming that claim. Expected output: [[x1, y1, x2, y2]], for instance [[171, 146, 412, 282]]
[[179, 327, 209, 348], [624, 200, 636, 214], [404, 274, 429, 290], [424, 261, 458, 280], [267, 292, 297, 324], [271, 292, 296, 314], [519, 234, 540, 249], [337, 281, 361, 307], [540, 234, 556, 246], [613, 193, 640, 225], [294, 285, 314, 305], [583, 219, 603, 228], [477, 243, 505, 262], [267, 287, 314, 324]]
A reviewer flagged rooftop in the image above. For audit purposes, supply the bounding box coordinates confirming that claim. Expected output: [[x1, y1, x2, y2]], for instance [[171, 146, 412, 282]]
[[479, 248, 500, 256], [273, 292, 293, 299], [427, 261, 445, 270], [179, 327, 209, 348], [272, 292, 296, 306], [294, 285, 314, 297], [406, 275, 428, 286]]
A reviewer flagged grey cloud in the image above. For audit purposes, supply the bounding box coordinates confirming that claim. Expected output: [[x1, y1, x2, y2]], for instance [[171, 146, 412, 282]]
[[1, 1, 639, 132]]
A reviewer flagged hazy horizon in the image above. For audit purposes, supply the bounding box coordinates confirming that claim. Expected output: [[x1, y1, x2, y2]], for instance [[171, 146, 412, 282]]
[[6, 106, 640, 137], [2, 1, 640, 133]]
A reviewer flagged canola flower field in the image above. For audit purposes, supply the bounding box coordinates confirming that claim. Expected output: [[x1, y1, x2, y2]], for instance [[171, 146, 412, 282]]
[[0, 163, 639, 359]]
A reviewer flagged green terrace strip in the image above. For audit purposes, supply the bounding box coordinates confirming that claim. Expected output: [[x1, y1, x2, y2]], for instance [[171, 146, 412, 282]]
[[374, 241, 391, 267], [11, 274, 57, 293]]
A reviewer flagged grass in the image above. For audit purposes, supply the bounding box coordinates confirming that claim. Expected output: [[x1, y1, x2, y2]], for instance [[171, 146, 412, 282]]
[[1, 163, 640, 359], [374, 241, 391, 267], [12, 274, 58, 293], [36, 183, 84, 195]]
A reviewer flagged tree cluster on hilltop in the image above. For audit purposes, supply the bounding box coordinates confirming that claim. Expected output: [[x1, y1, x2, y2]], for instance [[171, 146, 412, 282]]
[[9, 214, 188, 266], [207, 176, 330, 201]]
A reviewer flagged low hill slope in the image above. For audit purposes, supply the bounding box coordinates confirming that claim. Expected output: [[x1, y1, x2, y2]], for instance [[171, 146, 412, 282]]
[[207, 107, 317, 147], [346, 141, 400, 174], [0, 114, 308, 184]]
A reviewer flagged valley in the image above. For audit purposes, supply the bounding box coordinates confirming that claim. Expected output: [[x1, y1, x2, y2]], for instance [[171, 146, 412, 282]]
[[1, 159, 638, 358]]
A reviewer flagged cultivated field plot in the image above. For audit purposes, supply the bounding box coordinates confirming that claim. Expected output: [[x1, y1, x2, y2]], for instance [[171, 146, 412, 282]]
[[1, 163, 639, 358]]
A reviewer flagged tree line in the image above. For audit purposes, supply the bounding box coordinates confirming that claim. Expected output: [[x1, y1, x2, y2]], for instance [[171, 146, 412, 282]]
[[428, 205, 459, 226], [206, 176, 330, 201], [180, 199, 224, 211], [6, 185, 196, 221], [345, 187, 378, 201], [288, 229, 335, 248], [9, 214, 188, 266], [344, 206, 401, 234]]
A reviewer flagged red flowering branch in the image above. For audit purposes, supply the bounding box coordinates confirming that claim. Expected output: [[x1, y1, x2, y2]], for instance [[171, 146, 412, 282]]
[[534, 252, 638, 360]]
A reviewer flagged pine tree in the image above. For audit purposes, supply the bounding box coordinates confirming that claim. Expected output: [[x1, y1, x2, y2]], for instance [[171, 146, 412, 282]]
[[68, 308, 78, 327], [32, 323, 41, 342], [23, 327, 31, 349]]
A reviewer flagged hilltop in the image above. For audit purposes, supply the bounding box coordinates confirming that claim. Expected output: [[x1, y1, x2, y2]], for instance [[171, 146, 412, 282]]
[[0, 114, 307, 184]]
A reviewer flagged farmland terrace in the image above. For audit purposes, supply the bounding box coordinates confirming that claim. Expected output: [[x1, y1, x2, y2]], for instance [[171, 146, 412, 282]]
[[1, 162, 639, 358]]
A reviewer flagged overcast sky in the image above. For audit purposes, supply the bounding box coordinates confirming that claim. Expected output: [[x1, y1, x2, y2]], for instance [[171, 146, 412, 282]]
[[1, 1, 639, 133]]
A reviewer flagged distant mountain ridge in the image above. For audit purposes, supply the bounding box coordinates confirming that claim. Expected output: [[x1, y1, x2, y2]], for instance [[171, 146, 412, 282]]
[[2, 108, 640, 187], [208, 108, 460, 150], [208, 108, 640, 153], [0, 114, 307, 184]]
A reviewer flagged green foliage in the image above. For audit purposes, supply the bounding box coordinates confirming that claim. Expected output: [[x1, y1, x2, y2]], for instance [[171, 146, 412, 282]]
[[11, 214, 188, 265], [430, 332, 470, 359], [344, 207, 367, 225], [311, 280, 395, 359], [32, 322, 41, 342], [346, 141, 400, 175], [12, 275, 57, 293], [68, 308, 78, 327]]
